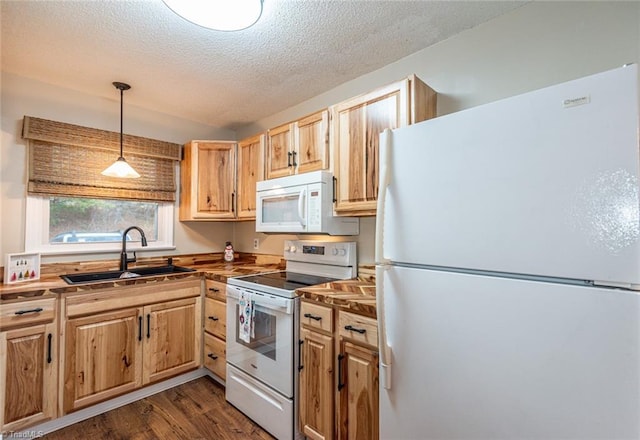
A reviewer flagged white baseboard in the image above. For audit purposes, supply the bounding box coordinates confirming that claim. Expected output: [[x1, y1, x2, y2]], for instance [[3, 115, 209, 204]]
[[2, 368, 210, 439]]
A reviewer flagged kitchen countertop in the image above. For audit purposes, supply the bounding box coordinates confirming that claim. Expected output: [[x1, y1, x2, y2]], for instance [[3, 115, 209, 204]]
[[0, 253, 285, 302], [296, 278, 377, 318]]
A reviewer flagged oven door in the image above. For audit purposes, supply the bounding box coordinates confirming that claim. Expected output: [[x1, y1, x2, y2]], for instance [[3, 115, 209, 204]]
[[256, 183, 308, 233], [226, 285, 296, 397]]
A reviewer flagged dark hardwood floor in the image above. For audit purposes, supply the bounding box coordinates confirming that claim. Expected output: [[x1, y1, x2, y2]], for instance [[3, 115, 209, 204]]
[[42, 377, 275, 440]]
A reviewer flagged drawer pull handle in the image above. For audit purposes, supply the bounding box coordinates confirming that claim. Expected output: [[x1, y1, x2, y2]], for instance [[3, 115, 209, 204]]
[[47, 333, 53, 364], [208, 353, 218, 360], [298, 339, 304, 372], [15, 307, 43, 315], [208, 316, 219, 321], [304, 313, 322, 321], [337, 353, 345, 391], [209, 287, 221, 293], [344, 324, 366, 334]]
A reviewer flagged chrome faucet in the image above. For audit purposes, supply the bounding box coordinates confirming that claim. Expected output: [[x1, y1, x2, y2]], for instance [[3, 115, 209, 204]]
[[120, 226, 148, 271]]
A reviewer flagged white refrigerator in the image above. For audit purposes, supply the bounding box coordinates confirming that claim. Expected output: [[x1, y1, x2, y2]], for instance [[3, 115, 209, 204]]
[[375, 64, 640, 439]]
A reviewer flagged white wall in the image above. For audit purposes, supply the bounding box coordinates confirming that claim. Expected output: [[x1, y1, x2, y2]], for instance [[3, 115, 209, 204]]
[[236, 1, 640, 264], [0, 73, 237, 263], [2, 1, 639, 265]]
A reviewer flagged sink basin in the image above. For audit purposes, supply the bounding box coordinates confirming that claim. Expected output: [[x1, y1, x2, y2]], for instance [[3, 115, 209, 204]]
[[60, 265, 196, 285]]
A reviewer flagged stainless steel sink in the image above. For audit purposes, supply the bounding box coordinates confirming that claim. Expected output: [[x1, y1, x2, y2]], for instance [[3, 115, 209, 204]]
[[60, 265, 196, 285]]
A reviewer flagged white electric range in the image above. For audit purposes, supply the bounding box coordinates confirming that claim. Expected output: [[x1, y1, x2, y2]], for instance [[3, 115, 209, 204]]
[[225, 240, 357, 440]]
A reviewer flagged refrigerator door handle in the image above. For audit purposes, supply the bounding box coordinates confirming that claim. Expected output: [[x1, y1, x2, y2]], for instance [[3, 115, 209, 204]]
[[376, 129, 392, 265], [376, 129, 393, 390], [376, 264, 392, 390]]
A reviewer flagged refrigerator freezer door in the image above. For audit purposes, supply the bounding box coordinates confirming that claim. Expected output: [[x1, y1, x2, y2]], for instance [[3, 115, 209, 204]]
[[379, 265, 640, 439], [381, 64, 640, 286]]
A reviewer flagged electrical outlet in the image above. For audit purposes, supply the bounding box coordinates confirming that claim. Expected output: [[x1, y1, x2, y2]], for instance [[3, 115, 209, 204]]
[[253, 238, 260, 250]]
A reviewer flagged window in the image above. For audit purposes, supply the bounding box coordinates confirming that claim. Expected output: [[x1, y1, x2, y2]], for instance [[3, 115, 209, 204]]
[[21, 116, 180, 255], [26, 196, 175, 255]]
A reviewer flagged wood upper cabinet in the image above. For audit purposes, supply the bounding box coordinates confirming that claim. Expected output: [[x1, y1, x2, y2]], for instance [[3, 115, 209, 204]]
[[61, 279, 202, 414], [236, 134, 265, 219], [266, 109, 329, 179], [330, 75, 437, 216], [0, 297, 58, 432], [180, 140, 237, 221]]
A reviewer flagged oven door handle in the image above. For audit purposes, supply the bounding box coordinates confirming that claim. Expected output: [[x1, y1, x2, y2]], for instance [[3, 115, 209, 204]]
[[227, 288, 293, 314]]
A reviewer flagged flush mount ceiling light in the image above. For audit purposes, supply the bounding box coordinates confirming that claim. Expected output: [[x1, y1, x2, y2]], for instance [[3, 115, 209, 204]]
[[162, 0, 263, 31], [101, 82, 140, 179]]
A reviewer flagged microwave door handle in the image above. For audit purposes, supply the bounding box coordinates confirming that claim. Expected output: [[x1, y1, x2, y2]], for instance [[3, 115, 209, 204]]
[[298, 188, 307, 227]]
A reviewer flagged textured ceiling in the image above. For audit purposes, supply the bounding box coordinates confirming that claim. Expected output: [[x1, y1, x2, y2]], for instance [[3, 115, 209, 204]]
[[1, 0, 525, 130]]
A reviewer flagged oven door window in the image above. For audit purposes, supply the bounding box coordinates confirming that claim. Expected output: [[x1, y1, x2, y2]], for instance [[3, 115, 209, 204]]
[[235, 304, 277, 360]]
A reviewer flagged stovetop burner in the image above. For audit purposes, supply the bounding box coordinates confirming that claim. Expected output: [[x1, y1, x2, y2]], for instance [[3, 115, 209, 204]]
[[230, 271, 338, 292]]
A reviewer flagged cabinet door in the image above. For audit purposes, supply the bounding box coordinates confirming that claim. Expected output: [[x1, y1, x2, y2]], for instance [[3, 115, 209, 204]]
[[143, 297, 201, 384], [331, 79, 409, 216], [0, 322, 57, 432], [299, 327, 334, 440], [237, 133, 265, 219], [180, 141, 237, 220], [294, 110, 329, 175], [266, 123, 294, 179], [337, 341, 379, 440], [64, 308, 142, 413]]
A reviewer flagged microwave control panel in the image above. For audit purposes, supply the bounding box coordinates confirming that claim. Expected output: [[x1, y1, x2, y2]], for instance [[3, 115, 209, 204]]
[[307, 183, 322, 230]]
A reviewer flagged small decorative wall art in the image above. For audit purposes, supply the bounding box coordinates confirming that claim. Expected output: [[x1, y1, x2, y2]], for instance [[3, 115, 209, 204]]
[[4, 253, 41, 284]]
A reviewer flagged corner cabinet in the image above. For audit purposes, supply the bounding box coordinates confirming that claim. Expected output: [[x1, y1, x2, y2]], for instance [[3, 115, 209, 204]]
[[61, 279, 202, 413], [180, 140, 237, 221], [0, 297, 58, 432], [330, 75, 437, 216], [266, 109, 329, 179], [203, 279, 227, 380], [299, 301, 379, 440]]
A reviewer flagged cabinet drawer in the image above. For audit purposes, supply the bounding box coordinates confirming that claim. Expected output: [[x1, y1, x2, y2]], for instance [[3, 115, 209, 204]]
[[204, 297, 226, 339], [204, 332, 226, 379], [300, 301, 333, 333], [205, 280, 227, 301], [0, 297, 56, 330], [338, 311, 378, 348]]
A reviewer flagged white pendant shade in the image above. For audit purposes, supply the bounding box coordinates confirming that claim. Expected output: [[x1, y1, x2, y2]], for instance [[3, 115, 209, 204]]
[[162, 0, 263, 31], [101, 157, 140, 179]]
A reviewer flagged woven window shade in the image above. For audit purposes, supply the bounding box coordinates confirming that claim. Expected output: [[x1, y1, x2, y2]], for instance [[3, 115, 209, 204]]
[[23, 116, 181, 202]]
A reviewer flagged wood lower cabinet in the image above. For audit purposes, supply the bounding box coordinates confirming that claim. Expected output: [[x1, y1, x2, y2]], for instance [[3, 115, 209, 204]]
[[330, 75, 436, 216], [0, 297, 58, 432], [337, 341, 379, 440], [300, 326, 334, 440], [203, 280, 227, 380], [143, 297, 201, 384], [299, 301, 379, 440], [63, 307, 142, 412], [61, 279, 202, 413]]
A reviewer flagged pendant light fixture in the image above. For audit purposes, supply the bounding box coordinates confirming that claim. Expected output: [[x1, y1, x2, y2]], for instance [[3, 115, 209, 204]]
[[101, 82, 140, 179], [162, 0, 263, 31]]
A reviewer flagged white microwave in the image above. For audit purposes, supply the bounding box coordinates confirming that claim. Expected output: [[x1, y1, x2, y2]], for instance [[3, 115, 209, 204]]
[[256, 171, 359, 235]]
